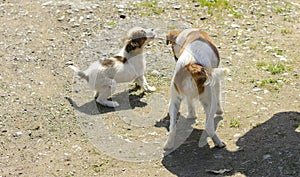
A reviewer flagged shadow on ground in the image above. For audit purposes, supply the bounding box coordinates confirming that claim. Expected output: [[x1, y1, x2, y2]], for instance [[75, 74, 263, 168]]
[[66, 87, 147, 115], [160, 111, 300, 177]]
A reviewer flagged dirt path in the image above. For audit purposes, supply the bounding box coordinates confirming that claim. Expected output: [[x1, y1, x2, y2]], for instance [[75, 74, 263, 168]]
[[1, 0, 299, 176]]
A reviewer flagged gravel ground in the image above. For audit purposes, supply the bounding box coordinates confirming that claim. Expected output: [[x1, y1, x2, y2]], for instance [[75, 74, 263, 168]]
[[1, 0, 299, 177]]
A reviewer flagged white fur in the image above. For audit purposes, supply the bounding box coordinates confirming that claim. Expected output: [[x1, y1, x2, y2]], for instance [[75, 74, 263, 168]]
[[165, 29, 229, 150], [69, 27, 156, 108]]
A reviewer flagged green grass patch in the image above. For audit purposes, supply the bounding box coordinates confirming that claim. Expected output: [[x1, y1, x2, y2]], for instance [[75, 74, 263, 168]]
[[106, 21, 116, 26], [229, 117, 241, 128], [139, 0, 164, 15], [281, 29, 293, 34], [141, 0, 157, 8], [195, 0, 230, 9], [194, 0, 231, 15], [256, 62, 290, 74], [258, 78, 286, 91]]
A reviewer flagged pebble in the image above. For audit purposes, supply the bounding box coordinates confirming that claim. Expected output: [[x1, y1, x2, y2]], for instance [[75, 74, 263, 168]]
[[231, 24, 240, 28], [263, 154, 271, 160], [72, 23, 80, 28], [253, 88, 262, 92], [13, 132, 23, 137], [65, 61, 73, 66], [151, 70, 160, 75], [57, 16, 65, 21], [173, 5, 182, 10]]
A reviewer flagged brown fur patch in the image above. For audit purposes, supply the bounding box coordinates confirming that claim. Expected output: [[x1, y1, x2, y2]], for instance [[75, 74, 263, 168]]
[[185, 62, 207, 94], [166, 30, 182, 45], [125, 30, 147, 53], [166, 30, 182, 61], [173, 62, 207, 95], [114, 56, 127, 63], [100, 59, 115, 67]]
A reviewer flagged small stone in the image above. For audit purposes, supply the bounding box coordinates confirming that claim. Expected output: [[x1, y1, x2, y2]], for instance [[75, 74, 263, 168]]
[[194, 3, 200, 7], [65, 61, 73, 66], [57, 16, 65, 21], [151, 70, 160, 75], [120, 14, 126, 19], [72, 23, 80, 28], [234, 133, 241, 138], [231, 24, 240, 28], [263, 154, 271, 160], [173, 5, 181, 10], [200, 17, 207, 20], [14, 132, 23, 137], [253, 88, 262, 92], [116, 4, 125, 9]]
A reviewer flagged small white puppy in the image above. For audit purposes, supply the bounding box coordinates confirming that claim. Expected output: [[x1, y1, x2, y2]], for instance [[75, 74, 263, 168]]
[[165, 29, 229, 149], [69, 27, 156, 107]]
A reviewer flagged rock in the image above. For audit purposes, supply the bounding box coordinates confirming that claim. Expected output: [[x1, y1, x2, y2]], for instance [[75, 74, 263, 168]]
[[13, 132, 22, 137], [65, 61, 73, 66], [72, 23, 80, 28], [194, 3, 200, 7], [200, 17, 207, 20], [253, 88, 262, 92], [57, 16, 65, 21], [173, 5, 181, 10], [263, 154, 271, 160], [231, 23, 240, 28], [151, 70, 160, 75], [120, 14, 126, 19]]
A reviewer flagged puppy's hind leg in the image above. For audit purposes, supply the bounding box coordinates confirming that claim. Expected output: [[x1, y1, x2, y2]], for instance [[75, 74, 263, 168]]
[[95, 80, 119, 108], [202, 86, 225, 148], [164, 90, 181, 150], [186, 96, 196, 119]]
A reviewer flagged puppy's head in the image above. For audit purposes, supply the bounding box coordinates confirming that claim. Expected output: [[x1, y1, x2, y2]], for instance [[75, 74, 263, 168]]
[[166, 30, 182, 61], [166, 30, 181, 45], [125, 27, 156, 53]]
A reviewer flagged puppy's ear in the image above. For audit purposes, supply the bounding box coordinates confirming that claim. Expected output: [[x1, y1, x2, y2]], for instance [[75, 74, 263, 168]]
[[166, 30, 182, 45], [125, 38, 145, 53]]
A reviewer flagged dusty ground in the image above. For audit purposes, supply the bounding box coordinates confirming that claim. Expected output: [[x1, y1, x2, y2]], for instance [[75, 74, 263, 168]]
[[1, 0, 299, 177]]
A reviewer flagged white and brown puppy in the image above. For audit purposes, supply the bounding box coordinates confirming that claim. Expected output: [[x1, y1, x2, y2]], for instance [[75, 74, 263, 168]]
[[165, 29, 229, 149], [69, 27, 156, 108]]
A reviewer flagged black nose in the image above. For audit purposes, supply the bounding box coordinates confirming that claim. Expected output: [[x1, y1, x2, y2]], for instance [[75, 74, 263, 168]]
[[150, 28, 154, 31]]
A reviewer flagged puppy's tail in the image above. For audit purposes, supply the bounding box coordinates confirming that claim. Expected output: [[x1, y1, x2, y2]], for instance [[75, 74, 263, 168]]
[[205, 67, 230, 86], [68, 65, 89, 81]]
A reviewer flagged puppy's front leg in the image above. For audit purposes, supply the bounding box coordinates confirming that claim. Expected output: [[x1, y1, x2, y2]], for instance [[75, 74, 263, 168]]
[[135, 76, 156, 92]]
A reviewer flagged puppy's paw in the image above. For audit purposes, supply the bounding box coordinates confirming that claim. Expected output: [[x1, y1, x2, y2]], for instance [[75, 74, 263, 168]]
[[216, 109, 223, 115], [106, 101, 119, 108], [96, 99, 120, 108], [215, 141, 226, 148], [145, 86, 156, 92]]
